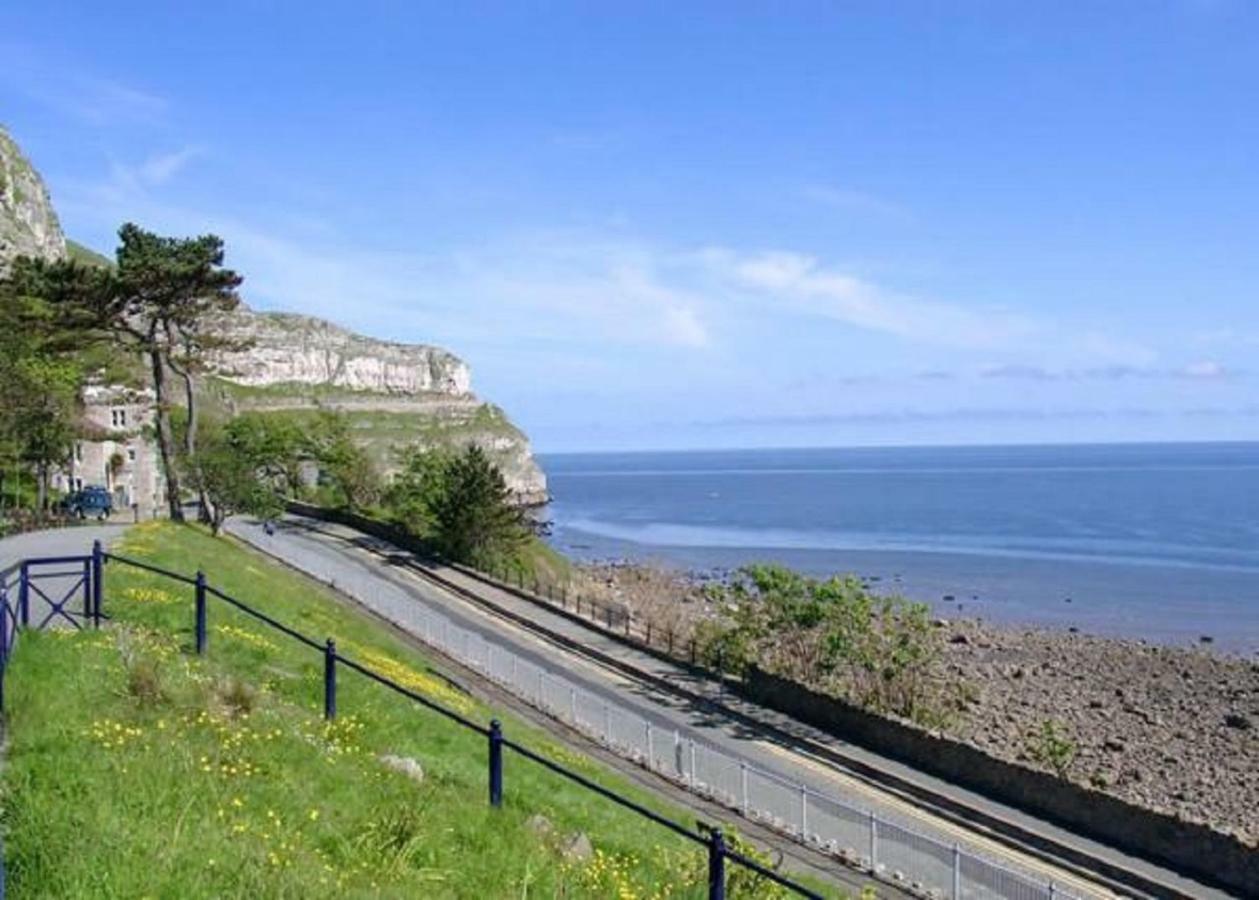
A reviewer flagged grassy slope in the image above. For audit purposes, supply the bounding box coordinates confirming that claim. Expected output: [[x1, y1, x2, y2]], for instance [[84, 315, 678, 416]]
[[1, 523, 826, 899]]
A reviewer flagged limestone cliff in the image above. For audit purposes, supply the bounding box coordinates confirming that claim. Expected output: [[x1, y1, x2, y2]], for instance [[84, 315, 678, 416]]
[[0, 125, 548, 505], [0, 127, 66, 272], [207, 307, 548, 504]]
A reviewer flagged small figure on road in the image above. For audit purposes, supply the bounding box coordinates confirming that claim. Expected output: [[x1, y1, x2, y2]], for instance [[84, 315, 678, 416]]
[[263, 519, 276, 536]]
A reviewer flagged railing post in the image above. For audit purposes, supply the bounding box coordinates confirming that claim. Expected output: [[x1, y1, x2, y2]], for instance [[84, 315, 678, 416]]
[[91, 539, 104, 627], [740, 762, 749, 816], [569, 686, 577, 724], [869, 811, 879, 870], [645, 720, 653, 768], [18, 562, 29, 628], [0, 587, 8, 713], [194, 571, 207, 655], [707, 827, 726, 900], [488, 719, 503, 808], [800, 784, 809, 839], [603, 702, 612, 744], [953, 843, 962, 899], [323, 638, 337, 720]]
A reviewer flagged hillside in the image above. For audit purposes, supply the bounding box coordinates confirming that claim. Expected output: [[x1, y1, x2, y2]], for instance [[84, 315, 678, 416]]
[[0, 124, 547, 504], [3, 523, 799, 897]]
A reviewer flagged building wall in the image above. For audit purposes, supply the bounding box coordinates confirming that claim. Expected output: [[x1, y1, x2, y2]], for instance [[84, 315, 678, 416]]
[[53, 384, 166, 518]]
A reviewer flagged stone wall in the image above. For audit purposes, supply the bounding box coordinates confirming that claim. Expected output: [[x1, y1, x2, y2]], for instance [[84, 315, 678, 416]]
[[742, 668, 1258, 897]]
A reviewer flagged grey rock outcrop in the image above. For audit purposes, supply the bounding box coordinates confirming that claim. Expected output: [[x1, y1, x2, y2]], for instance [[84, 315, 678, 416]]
[[209, 309, 471, 395], [0, 126, 66, 272], [206, 306, 548, 504]]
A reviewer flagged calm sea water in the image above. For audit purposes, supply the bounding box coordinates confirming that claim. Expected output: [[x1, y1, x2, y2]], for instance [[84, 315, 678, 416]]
[[540, 443, 1259, 653]]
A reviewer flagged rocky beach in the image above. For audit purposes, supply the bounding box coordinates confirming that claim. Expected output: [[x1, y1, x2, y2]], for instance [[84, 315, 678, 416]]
[[572, 560, 1259, 848]]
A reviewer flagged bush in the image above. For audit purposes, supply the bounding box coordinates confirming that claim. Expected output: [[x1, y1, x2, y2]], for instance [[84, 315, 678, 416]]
[[696, 564, 950, 725]]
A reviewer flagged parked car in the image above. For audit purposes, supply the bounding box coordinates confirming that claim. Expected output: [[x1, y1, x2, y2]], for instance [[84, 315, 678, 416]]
[[63, 486, 113, 520]]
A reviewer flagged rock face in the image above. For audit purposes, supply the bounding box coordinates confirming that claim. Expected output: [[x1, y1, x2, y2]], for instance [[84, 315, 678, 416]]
[[206, 305, 548, 504], [0, 126, 66, 272], [209, 309, 471, 395]]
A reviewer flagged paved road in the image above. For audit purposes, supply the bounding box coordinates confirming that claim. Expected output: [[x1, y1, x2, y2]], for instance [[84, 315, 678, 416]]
[[228, 515, 1228, 900], [0, 525, 127, 629]]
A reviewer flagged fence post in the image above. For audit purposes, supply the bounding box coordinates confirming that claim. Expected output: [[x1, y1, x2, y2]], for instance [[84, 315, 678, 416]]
[[323, 638, 337, 720], [800, 785, 809, 839], [740, 762, 749, 816], [689, 739, 698, 787], [18, 562, 29, 628], [603, 703, 612, 744], [707, 827, 726, 900], [1048, 880, 1058, 900], [645, 721, 653, 768], [91, 539, 104, 627], [488, 719, 503, 808], [569, 686, 577, 724], [952, 843, 961, 899], [0, 587, 8, 713], [194, 571, 207, 655], [869, 811, 879, 870]]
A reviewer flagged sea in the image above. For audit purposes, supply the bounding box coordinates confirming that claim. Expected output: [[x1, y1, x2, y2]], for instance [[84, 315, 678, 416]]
[[540, 442, 1259, 654]]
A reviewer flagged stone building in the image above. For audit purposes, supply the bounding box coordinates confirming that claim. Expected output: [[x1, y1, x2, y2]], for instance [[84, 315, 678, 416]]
[[54, 383, 167, 518]]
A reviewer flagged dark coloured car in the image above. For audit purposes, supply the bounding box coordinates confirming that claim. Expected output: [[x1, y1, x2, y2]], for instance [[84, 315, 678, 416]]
[[64, 486, 113, 520]]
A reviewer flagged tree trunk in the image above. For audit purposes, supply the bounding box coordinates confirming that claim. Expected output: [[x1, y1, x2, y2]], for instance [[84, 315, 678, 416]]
[[149, 348, 184, 522], [167, 325, 211, 523], [36, 463, 48, 512], [181, 367, 213, 523]]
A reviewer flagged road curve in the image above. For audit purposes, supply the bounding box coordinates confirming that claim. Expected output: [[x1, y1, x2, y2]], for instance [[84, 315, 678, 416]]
[[228, 515, 1228, 900]]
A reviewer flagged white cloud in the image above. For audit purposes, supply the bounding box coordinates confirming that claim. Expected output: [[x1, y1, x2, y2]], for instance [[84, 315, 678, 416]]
[[705, 249, 1036, 349], [1179, 360, 1232, 379], [0, 41, 167, 126], [136, 147, 202, 185], [800, 184, 910, 220]]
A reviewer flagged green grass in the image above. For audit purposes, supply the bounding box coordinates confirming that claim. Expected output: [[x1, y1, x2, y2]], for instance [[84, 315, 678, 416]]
[[1, 522, 836, 898], [65, 239, 112, 268]]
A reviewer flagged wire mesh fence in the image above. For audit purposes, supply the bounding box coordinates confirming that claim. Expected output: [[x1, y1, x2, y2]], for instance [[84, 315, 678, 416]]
[[246, 526, 1090, 900]]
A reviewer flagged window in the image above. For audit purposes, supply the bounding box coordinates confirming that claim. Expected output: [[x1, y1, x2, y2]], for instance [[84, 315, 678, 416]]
[[111, 408, 128, 428], [74, 443, 83, 461], [128, 448, 137, 462]]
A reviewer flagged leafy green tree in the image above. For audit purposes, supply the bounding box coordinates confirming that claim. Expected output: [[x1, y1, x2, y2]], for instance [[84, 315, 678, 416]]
[[0, 264, 86, 511], [14, 225, 243, 521], [382, 447, 453, 538], [430, 445, 528, 566], [10, 357, 81, 510], [184, 423, 284, 536], [304, 411, 380, 510]]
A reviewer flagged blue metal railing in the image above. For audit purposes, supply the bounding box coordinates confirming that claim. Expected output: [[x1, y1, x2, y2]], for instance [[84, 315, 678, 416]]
[[0, 541, 823, 900]]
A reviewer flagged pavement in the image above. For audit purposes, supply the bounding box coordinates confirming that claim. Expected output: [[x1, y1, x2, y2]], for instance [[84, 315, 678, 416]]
[[0, 524, 128, 630], [227, 514, 1231, 900]]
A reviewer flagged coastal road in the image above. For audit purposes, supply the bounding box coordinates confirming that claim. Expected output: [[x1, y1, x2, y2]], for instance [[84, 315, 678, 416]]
[[228, 515, 1228, 900]]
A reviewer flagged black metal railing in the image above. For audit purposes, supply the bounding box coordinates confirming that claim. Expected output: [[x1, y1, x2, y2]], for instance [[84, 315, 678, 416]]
[[0, 540, 823, 900]]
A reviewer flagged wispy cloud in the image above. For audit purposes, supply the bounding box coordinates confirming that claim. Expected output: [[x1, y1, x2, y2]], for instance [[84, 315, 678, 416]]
[[978, 359, 1242, 382], [0, 41, 167, 126], [800, 184, 911, 221], [702, 248, 1035, 349]]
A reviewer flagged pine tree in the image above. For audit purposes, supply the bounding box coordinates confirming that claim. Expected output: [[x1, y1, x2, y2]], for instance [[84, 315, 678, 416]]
[[431, 445, 528, 566]]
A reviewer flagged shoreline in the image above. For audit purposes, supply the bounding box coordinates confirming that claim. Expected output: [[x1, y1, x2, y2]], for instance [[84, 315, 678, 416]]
[[551, 526, 1259, 655], [565, 555, 1259, 849]]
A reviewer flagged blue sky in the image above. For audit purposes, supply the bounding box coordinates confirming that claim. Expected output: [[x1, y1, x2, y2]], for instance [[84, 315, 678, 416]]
[[3, 2, 1257, 451]]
